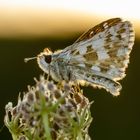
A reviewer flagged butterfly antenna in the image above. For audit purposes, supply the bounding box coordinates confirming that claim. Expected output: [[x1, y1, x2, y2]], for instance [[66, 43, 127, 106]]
[[24, 57, 37, 63]]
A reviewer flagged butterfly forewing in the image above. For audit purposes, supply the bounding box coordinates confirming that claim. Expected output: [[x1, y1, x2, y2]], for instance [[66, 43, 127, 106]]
[[66, 18, 134, 81]]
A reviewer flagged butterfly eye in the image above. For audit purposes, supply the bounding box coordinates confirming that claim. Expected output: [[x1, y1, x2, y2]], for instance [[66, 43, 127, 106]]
[[44, 55, 52, 64]]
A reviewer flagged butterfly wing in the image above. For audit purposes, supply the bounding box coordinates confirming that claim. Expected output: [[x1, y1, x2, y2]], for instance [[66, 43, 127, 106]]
[[62, 18, 135, 81]]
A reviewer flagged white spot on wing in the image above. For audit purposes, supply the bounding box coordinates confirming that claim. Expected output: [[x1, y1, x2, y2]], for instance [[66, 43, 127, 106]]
[[78, 64, 86, 67], [121, 33, 127, 38], [77, 39, 93, 54], [91, 66, 101, 71], [117, 48, 128, 56], [79, 46, 87, 54], [103, 22, 108, 29], [92, 33, 105, 50], [109, 26, 116, 35], [107, 68, 121, 77], [123, 59, 129, 66], [97, 50, 109, 60]]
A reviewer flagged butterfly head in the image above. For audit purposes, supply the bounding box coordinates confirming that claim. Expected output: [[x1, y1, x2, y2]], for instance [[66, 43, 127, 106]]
[[38, 48, 52, 63], [36, 48, 53, 73], [24, 48, 53, 74]]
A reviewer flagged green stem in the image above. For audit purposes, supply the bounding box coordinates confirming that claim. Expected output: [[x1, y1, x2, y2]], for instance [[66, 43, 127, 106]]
[[40, 93, 52, 140], [42, 112, 52, 140], [11, 133, 18, 140]]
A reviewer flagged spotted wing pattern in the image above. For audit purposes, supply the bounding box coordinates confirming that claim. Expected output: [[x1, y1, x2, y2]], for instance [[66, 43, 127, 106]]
[[38, 18, 135, 96], [66, 18, 134, 81], [56, 18, 135, 95]]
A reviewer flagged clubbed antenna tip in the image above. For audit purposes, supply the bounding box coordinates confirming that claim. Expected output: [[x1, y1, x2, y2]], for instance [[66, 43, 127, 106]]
[[24, 57, 37, 63]]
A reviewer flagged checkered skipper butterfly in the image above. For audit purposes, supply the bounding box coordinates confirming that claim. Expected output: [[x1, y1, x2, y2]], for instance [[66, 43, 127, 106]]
[[25, 18, 135, 96]]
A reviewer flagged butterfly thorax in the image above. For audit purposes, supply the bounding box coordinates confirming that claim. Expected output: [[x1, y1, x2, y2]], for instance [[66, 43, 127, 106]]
[[37, 52, 74, 82]]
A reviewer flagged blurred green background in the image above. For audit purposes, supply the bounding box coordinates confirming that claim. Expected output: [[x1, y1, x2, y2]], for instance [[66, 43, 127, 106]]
[[0, 1, 140, 140], [0, 37, 140, 140]]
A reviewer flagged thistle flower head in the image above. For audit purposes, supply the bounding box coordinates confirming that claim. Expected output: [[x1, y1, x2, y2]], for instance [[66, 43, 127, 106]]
[[4, 76, 93, 140]]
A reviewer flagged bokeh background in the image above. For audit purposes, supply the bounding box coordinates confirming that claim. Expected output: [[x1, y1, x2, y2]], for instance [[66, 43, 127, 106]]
[[0, 0, 140, 139]]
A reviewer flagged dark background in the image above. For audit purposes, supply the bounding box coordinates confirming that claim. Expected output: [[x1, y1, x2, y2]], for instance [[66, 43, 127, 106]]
[[0, 35, 140, 140]]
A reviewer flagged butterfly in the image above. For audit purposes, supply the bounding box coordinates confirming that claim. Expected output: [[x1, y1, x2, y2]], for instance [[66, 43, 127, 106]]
[[25, 18, 135, 96]]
